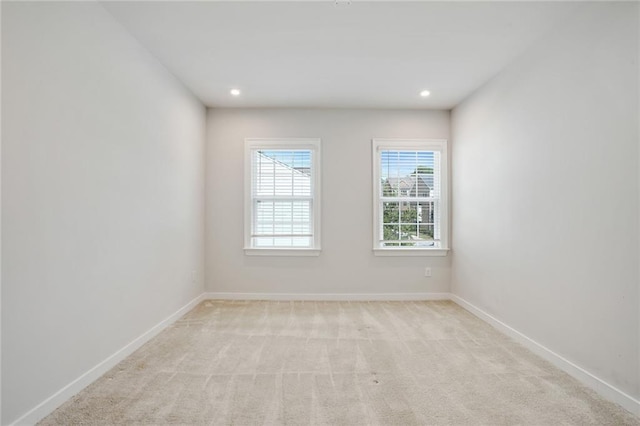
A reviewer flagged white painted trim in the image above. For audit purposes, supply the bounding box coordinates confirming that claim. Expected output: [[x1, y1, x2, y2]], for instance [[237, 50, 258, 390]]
[[373, 248, 449, 257], [9, 293, 206, 426], [205, 292, 451, 301], [450, 294, 640, 417]]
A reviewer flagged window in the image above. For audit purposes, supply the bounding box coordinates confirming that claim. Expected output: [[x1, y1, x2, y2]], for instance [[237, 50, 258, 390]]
[[245, 138, 321, 255], [372, 139, 449, 256]]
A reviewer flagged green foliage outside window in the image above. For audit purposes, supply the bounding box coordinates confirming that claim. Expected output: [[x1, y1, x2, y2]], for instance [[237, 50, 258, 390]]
[[381, 173, 435, 245]]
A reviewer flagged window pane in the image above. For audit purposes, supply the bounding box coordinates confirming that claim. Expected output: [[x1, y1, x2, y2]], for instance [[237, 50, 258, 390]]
[[253, 150, 312, 197], [382, 202, 399, 224], [376, 143, 444, 250], [252, 149, 313, 248], [418, 224, 434, 241], [255, 201, 311, 234], [291, 237, 312, 247], [380, 150, 436, 198], [253, 199, 312, 248], [417, 201, 434, 225], [383, 224, 399, 241]]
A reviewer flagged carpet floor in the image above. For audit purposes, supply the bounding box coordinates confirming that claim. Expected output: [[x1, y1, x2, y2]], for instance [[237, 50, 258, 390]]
[[40, 300, 639, 425]]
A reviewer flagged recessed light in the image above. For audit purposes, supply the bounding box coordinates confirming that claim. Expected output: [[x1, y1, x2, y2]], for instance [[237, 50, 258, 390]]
[[230, 89, 241, 96], [420, 90, 430, 97]]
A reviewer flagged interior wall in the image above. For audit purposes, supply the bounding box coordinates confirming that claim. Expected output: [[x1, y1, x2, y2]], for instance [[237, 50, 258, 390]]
[[451, 2, 639, 399], [206, 108, 450, 295], [1, 3, 205, 423], [1, 2, 4, 422]]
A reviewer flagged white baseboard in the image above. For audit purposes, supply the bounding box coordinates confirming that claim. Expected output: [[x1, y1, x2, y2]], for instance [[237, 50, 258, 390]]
[[450, 294, 640, 417], [205, 292, 451, 301], [10, 293, 206, 426]]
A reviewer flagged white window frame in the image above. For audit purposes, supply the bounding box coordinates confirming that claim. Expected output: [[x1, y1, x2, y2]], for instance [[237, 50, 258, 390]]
[[244, 138, 321, 256], [372, 138, 449, 256]]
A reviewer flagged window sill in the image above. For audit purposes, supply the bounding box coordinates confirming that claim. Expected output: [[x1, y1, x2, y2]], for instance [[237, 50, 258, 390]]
[[373, 248, 450, 257], [244, 248, 321, 257]]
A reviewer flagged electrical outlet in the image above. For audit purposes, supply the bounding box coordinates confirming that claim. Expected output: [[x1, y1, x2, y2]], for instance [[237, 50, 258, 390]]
[[424, 267, 432, 277]]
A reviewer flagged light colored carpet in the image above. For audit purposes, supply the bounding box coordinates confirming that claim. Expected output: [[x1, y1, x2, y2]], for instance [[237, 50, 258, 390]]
[[40, 300, 639, 425]]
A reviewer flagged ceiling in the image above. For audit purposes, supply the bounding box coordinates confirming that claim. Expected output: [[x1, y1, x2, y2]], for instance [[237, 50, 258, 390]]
[[103, 1, 580, 109]]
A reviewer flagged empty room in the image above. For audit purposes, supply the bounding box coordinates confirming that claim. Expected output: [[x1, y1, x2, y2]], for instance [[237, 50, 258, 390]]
[[2, 1, 639, 425]]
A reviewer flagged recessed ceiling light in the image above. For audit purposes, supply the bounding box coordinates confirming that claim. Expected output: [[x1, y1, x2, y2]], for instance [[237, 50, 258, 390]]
[[420, 90, 430, 97], [230, 89, 241, 96]]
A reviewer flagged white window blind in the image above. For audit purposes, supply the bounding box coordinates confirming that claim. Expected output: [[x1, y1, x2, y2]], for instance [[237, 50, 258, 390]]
[[245, 139, 321, 254], [372, 139, 448, 254]]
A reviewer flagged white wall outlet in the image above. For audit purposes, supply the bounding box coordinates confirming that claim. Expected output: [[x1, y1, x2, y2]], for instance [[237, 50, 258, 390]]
[[424, 267, 432, 277]]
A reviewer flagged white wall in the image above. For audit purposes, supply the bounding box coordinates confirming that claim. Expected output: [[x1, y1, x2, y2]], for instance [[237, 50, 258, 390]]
[[206, 108, 450, 296], [1, 3, 4, 422], [452, 2, 639, 400], [1, 3, 205, 424]]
